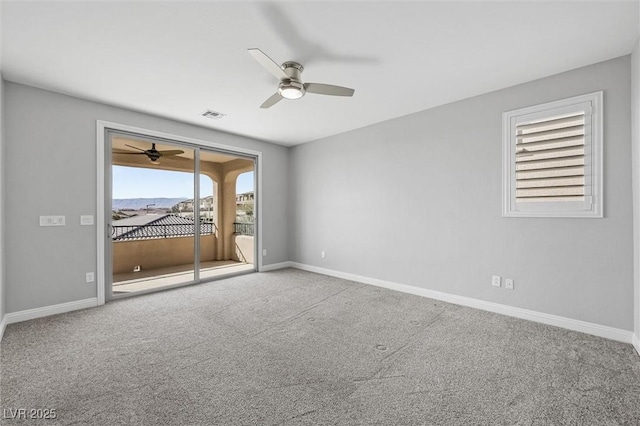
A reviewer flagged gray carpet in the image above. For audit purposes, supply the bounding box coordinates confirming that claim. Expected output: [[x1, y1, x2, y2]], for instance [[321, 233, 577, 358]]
[[1, 269, 639, 425]]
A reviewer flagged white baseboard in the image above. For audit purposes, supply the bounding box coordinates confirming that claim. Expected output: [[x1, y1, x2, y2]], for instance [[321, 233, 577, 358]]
[[0, 315, 7, 342], [4, 298, 98, 326], [290, 262, 634, 344], [261, 261, 294, 272], [1, 268, 634, 350]]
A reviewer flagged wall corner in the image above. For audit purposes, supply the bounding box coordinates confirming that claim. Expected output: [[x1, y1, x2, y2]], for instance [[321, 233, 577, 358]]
[[0, 72, 6, 341], [632, 37, 640, 348]]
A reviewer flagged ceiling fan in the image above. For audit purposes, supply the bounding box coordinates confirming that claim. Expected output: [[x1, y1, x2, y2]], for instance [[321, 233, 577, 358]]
[[248, 48, 355, 108], [116, 143, 184, 164]]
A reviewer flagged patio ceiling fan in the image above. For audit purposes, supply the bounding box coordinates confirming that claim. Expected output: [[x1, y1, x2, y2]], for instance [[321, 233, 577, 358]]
[[248, 48, 355, 108], [116, 143, 184, 164]]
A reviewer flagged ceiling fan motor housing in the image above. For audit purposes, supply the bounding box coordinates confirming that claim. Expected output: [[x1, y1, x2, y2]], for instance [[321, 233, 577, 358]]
[[282, 61, 304, 78], [278, 62, 305, 99]]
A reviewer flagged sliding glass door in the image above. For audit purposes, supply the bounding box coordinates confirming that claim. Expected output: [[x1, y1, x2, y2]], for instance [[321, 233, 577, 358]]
[[110, 135, 196, 295], [106, 131, 257, 299]]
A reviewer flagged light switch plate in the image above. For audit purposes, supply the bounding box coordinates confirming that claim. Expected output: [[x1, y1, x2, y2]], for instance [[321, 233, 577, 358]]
[[39, 216, 65, 227], [80, 215, 94, 226], [505, 279, 514, 290]]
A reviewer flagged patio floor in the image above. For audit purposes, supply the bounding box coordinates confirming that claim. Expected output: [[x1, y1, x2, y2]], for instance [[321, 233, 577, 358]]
[[112, 260, 255, 294]]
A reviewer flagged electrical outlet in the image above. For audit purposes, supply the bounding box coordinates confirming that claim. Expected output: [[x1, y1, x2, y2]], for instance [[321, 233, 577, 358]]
[[321, 251, 326, 258], [85, 272, 95, 283], [262, 249, 267, 256], [505, 279, 514, 290], [492, 275, 501, 287]]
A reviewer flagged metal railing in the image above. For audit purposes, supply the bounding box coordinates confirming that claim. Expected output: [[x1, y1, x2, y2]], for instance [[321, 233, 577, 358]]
[[233, 222, 254, 236], [112, 223, 216, 241]]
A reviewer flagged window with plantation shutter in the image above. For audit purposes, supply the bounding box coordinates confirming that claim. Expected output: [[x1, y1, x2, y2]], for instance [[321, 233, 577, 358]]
[[502, 92, 602, 218]]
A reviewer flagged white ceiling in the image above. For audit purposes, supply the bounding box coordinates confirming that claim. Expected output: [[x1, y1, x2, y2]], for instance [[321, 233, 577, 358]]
[[1, 1, 638, 146]]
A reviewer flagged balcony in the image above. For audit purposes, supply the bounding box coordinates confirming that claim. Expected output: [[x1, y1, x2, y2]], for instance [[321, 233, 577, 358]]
[[112, 213, 254, 293]]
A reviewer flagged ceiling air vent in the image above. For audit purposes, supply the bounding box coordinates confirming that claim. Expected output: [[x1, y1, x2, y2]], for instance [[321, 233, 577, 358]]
[[201, 110, 226, 120]]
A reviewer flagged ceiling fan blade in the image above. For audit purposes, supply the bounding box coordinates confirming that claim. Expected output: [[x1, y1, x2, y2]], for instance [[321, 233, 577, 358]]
[[124, 144, 147, 152], [304, 83, 355, 97], [248, 48, 288, 81], [157, 150, 184, 156], [260, 92, 283, 109], [113, 151, 146, 155]]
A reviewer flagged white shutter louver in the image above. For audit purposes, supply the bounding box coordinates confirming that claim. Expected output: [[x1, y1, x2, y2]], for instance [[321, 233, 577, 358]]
[[515, 112, 587, 203], [502, 92, 602, 218]]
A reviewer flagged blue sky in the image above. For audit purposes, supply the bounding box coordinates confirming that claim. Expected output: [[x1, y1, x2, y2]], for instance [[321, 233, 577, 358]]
[[112, 166, 254, 199]]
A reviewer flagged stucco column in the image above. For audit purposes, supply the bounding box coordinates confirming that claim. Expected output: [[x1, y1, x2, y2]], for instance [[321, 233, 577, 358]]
[[222, 175, 237, 259], [199, 163, 223, 261]]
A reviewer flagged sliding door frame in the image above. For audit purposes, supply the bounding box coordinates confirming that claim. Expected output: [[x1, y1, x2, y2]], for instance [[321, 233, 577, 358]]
[[96, 120, 263, 305], [107, 133, 200, 300]]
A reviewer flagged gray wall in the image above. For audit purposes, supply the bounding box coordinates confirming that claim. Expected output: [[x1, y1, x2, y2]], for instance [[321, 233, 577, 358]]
[[0, 76, 5, 324], [633, 39, 640, 339], [290, 56, 633, 331], [4, 82, 289, 313]]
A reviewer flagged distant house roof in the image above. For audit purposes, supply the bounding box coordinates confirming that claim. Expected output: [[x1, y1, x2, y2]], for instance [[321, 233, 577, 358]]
[[112, 214, 213, 241], [113, 214, 167, 227]]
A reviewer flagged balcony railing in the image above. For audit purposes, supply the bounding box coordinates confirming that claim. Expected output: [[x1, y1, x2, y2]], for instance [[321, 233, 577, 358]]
[[233, 222, 254, 236], [112, 223, 216, 241]]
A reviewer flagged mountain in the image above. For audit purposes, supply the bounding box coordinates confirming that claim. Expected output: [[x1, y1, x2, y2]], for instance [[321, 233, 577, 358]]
[[112, 198, 188, 210]]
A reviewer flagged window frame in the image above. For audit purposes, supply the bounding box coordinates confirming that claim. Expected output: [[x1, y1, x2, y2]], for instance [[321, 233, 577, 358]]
[[502, 91, 603, 218]]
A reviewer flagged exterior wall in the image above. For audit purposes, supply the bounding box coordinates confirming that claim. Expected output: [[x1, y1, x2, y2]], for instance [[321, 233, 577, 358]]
[[290, 56, 634, 330], [4, 82, 288, 313], [233, 235, 254, 264], [112, 234, 216, 274]]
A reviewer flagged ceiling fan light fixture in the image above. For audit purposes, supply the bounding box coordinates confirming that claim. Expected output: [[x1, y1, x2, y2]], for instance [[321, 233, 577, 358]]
[[279, 87, 303, 99], [278, 80, 305, 99], [249, 49, 354, 108]]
